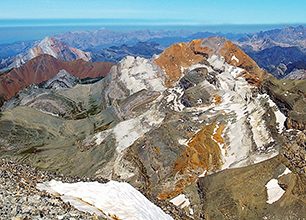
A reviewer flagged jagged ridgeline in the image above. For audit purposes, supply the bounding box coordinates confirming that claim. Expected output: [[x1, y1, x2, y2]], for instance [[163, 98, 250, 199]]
[[0, 37, 305, 219]]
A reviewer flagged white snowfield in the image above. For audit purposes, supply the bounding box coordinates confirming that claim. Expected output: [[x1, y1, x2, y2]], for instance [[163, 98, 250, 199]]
[[207, 55, 279, 169], [37, 180, 173, 220]]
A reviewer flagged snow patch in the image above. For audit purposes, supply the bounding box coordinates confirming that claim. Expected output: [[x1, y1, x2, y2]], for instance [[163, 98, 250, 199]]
[[208, 55, 226, 71], [37, 180, 173, 220], [264, 94, 287, 133], [167, 87, 185, 111], [198, 170, 207, 177], [94, 130, 111, 145], [37, 109, 60, 117], [265, 179, 285, 204], [231, 55, 239, 63], [178, 138, 189, 146], [278, 168, 292, 178], [251, 152, 279, 164], [247, 99, 274, 149], [170, 194, 190, 209]]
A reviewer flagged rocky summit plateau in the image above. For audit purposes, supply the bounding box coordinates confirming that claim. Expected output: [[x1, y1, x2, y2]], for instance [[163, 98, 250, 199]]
[[0, 34, 305, 220]]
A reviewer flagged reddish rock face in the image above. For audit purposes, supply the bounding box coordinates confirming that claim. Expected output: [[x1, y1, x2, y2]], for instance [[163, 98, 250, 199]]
[[155, 37, 265, 87], [0, 54, 113, 102]]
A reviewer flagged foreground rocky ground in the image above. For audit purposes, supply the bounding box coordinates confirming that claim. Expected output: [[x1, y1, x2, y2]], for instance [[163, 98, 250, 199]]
[[0, 159, 107, 220], [0, 159, 186, 220]]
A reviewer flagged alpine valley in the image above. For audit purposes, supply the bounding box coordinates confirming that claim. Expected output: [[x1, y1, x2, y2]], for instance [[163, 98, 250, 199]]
[[0, 25, 305, 220]]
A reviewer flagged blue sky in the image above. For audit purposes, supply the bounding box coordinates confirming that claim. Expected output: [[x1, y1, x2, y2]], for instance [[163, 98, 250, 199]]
[[0, 0, 305, 24]]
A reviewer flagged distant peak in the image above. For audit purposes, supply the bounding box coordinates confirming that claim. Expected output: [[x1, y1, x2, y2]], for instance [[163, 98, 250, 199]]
[[38, 36, 58, 46]]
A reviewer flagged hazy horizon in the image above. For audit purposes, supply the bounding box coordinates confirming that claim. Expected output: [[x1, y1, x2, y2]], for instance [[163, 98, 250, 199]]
[[0, 21, 305, 45], [1, 0, 305, 44], [1, 0, 306, 24]]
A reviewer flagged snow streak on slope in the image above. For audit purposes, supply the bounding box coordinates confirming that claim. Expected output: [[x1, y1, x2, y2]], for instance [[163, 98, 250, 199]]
[[37, 180, 173, 220], [264, 94, 287, 133], [113, 106, 165, 153], [119, 56, 166, 95]]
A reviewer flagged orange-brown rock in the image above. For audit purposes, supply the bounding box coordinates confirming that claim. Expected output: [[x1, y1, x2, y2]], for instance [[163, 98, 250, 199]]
[[213, 94, 222, 104], [286, 118, 306, 130], [154, 42, 204, 87], [174, 123, 223, 175], [155, 37, 265, 87], [220, 41, 265, 86], [0, 54, 113, 102], [212, 124, 225, 145], [158, 123, 224, 200]]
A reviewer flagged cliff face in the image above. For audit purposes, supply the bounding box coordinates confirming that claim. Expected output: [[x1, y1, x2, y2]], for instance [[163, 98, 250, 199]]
[[261, 76, 306, 130]]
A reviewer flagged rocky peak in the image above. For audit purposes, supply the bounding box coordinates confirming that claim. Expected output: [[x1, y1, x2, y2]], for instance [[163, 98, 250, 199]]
[[155, 37, 265, 87], [6, 37, 92, 69]]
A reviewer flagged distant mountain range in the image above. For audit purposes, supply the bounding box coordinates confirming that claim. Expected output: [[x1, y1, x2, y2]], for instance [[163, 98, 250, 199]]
[[238, 25, 306, 79], [239, 25, 306, 51], [90, 41, 163, 62], [1, 25, 306, 80]]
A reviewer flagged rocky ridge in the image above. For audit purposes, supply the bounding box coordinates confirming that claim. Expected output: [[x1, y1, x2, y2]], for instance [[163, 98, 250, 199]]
[[0, 54, 113, 105], [0, 159, 103, 220]]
